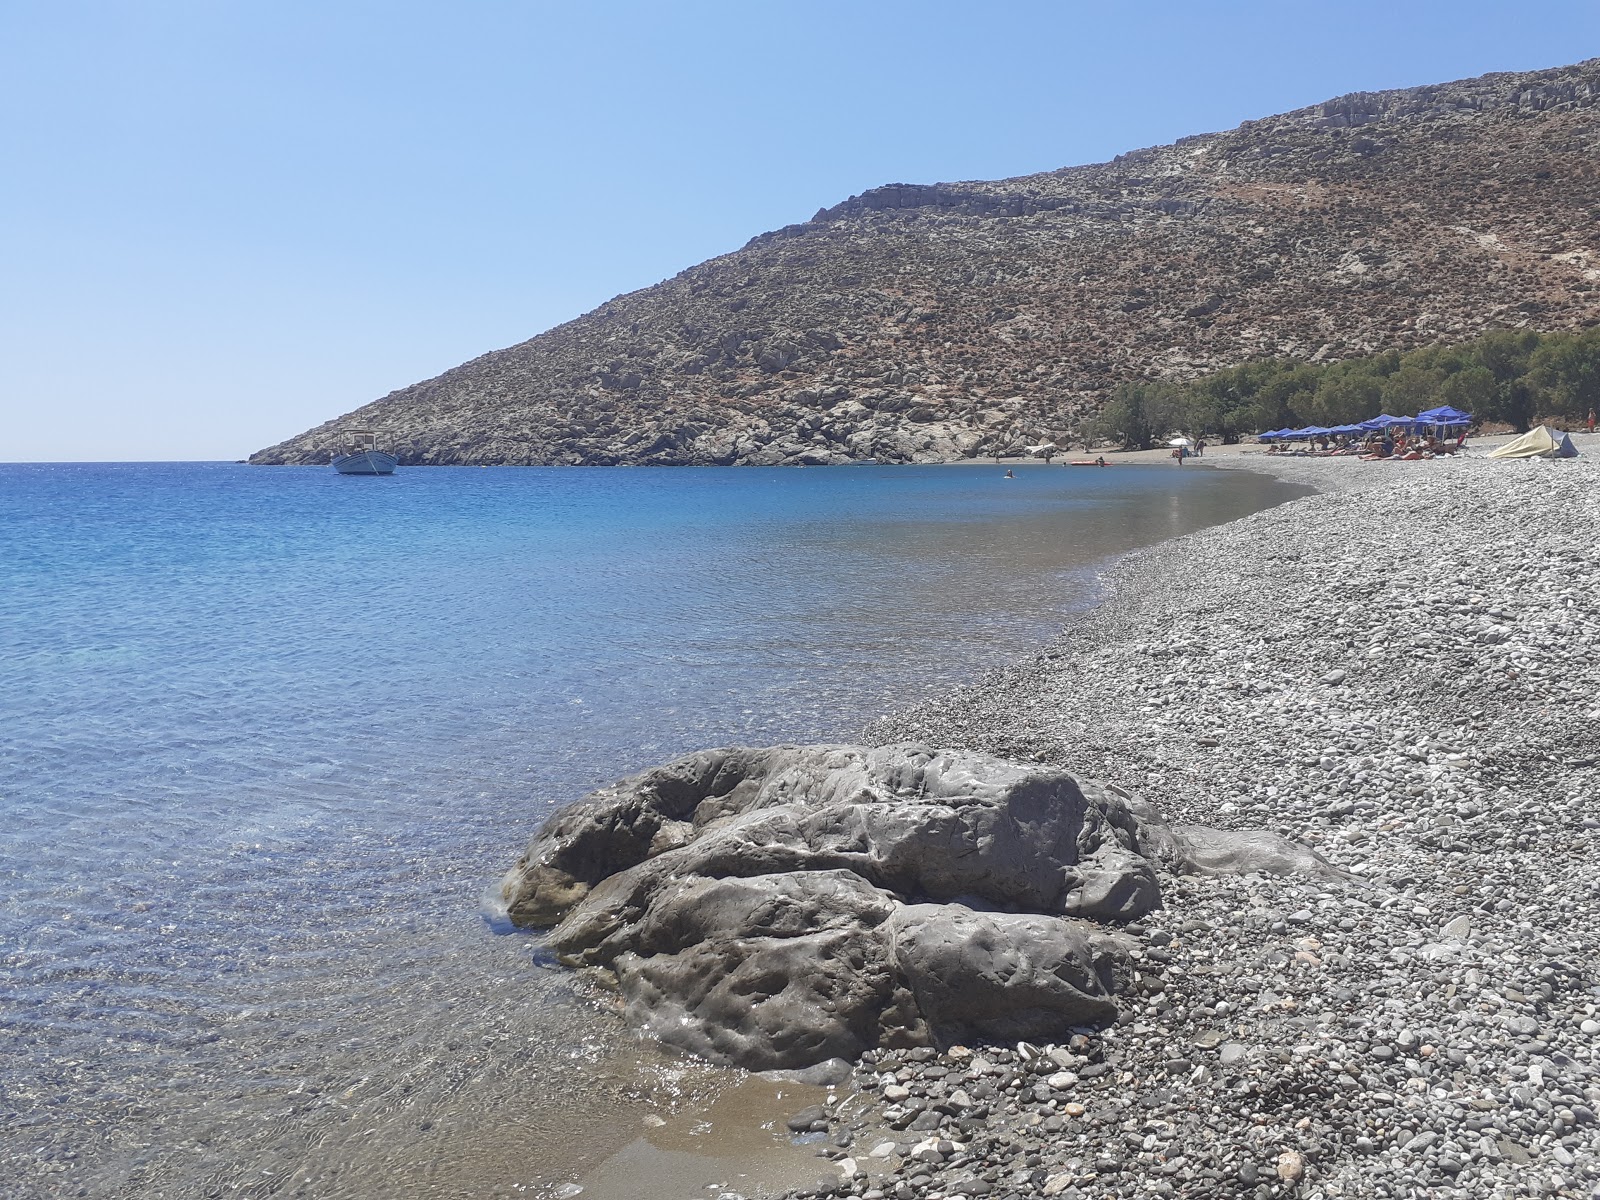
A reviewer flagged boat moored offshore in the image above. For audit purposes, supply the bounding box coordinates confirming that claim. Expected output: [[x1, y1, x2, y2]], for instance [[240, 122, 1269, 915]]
[[330, 431, 398, 475]]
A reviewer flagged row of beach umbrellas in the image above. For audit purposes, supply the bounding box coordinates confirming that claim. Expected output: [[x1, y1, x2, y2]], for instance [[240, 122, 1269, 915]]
[[1258, 406, 1472, 441]]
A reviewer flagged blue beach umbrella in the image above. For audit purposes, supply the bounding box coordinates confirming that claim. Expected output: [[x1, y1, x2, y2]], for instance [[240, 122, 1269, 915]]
[[1416, 405, 1472, 424]]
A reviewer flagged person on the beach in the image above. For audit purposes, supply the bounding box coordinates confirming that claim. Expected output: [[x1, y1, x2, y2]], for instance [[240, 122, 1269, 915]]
[[1095, 455, 1107, 467], [1588, 409, 1596, 433]]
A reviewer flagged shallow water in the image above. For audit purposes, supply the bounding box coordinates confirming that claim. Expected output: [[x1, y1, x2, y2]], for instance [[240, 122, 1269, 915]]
[[0, 461, 1298, 1198]]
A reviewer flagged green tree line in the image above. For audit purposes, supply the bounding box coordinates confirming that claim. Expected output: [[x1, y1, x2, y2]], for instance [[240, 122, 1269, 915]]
[[1089, 326, 1600, 449]]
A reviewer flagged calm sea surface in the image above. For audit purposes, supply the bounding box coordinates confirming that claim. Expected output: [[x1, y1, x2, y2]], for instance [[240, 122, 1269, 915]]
[[0, 461, 1298, 1198]]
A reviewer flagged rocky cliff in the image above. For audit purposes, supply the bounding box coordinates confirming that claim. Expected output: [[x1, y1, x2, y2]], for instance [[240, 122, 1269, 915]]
[[253, 59, 1600, 466]]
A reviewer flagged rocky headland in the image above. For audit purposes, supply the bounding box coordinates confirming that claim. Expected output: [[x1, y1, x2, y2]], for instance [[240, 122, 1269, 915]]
[[254, 61, 1600, 467], [506, 449, 1599, 1199]]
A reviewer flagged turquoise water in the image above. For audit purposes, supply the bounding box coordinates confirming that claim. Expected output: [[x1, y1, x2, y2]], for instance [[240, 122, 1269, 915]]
[[0, 461, 1296, 1197]]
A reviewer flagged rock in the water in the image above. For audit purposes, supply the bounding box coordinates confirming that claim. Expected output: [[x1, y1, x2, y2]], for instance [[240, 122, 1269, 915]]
[[498, 743, 1344, 1069]]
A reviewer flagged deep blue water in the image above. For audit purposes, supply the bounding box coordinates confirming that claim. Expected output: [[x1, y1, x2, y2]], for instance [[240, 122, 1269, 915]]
[[0, 461, 1296, 1197]]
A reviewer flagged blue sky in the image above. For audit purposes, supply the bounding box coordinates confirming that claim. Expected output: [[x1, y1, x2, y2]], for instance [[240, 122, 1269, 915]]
[[3, 1, 1598, 461]]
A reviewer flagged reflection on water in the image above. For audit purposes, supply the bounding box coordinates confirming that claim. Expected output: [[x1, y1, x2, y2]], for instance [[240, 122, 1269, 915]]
[[0, 462, 1302, 1198]]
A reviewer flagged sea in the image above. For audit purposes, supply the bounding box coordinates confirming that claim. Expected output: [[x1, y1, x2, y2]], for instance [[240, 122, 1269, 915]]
[[0, 461, 1299, 1199]]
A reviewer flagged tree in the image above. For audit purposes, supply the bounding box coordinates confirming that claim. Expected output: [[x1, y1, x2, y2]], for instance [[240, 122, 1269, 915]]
[[1306, 370, 1382, 426], [1473, 329, 1542, 431], [1254, 363, 1321, 430], [1381, 363, 1448, 415], [1095, 384, 1152, 450], [1495, 378, 1540, 433], [1094, 326, 1591, 440], [1180, 374, 1233, 441], [1180, 360, 1306, 442], [1096, 382, 1181, 450], [1530, 328, 1600, 420], [1440, 365, 1496, 418]]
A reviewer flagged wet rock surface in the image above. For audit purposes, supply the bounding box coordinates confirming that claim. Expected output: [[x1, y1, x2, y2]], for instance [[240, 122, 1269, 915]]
[[253, 60, 1600, 467], [821, 453, 1599, 1199], [499, 744, 1345, 1071]]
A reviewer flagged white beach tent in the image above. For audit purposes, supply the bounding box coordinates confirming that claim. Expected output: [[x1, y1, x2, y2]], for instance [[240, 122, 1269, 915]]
[[1485, 426, 1580, 460]]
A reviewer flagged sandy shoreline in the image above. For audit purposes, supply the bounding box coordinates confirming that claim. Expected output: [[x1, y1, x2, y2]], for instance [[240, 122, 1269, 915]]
[[736, 442, 1600, 1199]]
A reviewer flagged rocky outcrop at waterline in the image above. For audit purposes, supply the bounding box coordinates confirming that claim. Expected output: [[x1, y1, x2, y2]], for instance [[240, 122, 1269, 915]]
[[497, 743, 1347, 1070], [254, 59, 1600, 467]]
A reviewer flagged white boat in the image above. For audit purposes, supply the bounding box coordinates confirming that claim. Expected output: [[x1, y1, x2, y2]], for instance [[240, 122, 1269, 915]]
[[330, 431, 398, 475]]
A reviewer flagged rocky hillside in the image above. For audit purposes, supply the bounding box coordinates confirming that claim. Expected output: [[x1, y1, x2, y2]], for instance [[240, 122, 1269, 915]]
[[254, 59, 1600, 466]]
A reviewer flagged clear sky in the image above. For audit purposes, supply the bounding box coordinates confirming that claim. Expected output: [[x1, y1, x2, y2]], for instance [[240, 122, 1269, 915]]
[[3, 1, 1598, 461]]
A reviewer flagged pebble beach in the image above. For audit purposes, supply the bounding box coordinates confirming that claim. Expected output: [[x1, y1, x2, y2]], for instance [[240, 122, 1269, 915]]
[[770, 447, 1600, 1200]]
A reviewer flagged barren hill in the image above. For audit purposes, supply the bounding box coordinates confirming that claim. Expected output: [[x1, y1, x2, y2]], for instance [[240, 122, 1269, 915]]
[[253, 59, 1600, 466]]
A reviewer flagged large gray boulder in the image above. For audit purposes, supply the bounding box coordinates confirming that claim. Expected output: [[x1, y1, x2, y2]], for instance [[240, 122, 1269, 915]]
[[498, 744, 1345, 1069]]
